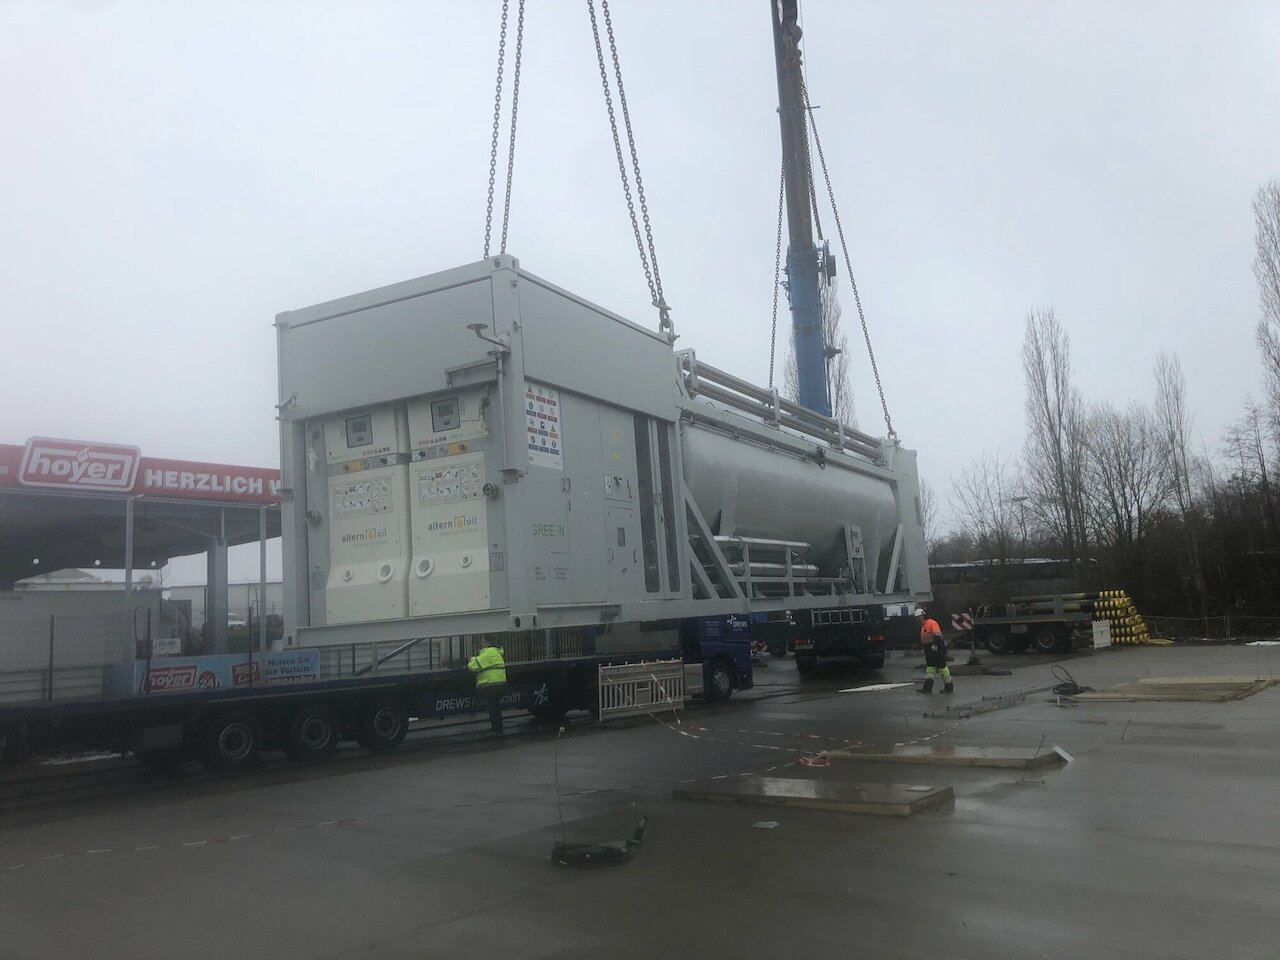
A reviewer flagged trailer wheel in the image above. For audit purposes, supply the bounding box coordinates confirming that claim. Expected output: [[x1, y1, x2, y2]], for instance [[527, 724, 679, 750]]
[[356, 697, 408, 753], [983, 631, 1014, 656], [202, 712, 263, 772], [1030, 628, 1060, 655], [767, 641, 788, 658], [795, 657, 817, 676], [285, 703, 341, 763], [705, 658, 735, 702], [860, 654, 886, 671]]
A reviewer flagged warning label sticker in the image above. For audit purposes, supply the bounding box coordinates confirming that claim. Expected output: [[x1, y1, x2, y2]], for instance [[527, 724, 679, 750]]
[[525, 381, 563, 470]]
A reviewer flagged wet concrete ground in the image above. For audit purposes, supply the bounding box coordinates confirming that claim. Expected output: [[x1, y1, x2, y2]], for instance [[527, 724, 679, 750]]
[[2, 644, 1279, 959]]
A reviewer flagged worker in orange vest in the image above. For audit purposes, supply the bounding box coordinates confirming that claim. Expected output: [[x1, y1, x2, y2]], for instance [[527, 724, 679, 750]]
[[915, 607, 953, 694]]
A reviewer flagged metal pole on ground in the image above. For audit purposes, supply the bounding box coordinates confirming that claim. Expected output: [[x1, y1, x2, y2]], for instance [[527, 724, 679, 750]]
[[258, 505, 268, 653], [46, 614, 55, 700]]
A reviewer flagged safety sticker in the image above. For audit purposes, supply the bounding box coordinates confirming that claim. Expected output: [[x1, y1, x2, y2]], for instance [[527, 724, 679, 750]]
[[525, 381, 562, 470]]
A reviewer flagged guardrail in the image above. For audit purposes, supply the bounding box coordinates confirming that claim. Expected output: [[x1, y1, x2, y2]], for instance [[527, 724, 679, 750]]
[[597, 659, 684, 720]]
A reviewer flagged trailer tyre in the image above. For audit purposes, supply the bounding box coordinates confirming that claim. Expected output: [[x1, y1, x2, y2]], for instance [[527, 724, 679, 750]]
[[983, 631, 1014, 656], [356, 697, 408, 753], [1031, 628, 1060, 655], [706, 658, 735, 702], [860, 654, 886, 671], [285, 703, 341, 763], [202, 712, 263, 772], [795, 657, 817, 676], [767, 641, 788, 658]]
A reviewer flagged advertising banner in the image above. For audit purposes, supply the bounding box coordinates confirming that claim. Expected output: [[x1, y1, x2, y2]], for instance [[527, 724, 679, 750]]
[[136, 649, 320, 694]]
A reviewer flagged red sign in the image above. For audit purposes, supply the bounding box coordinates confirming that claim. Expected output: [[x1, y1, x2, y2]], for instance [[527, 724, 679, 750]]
[[19, 437, 140, 492], [1, 438, 280, 505], [138, 457, 280, 504]]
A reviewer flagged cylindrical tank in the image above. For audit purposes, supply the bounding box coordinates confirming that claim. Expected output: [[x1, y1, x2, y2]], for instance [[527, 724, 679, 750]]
[[680, 421, 900, 578]]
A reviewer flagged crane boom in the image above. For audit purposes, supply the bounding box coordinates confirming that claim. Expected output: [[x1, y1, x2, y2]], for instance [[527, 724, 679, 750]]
[[771, 0, 830, 417]]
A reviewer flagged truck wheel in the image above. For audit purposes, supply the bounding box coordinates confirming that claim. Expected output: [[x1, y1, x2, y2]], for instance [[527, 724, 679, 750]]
[[795, 657, 817, 676], [768, 641, 788, 658], [983, 632, 1013, 656], [285, 703, 341, 763], [356, 697, 408, 753], [860, 654, 886, 671], [705, 659, 735, 702], [1030, 628, 1060, 655], [202, 712, 263, 772]]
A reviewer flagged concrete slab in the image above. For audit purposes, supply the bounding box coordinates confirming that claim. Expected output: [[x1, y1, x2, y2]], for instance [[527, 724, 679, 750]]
[[672, 775, 954, 817], [826, 744, 1067, 770], [1075, 676, 1280, 702]]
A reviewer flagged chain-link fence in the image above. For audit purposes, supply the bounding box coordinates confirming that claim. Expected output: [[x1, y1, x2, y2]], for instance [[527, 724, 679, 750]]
[[0, 613, 133, 703], [1144, 614, 1280, 641]]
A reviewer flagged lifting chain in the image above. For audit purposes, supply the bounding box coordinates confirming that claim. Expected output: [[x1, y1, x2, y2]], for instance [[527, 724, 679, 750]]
[[587, 0, 674, 335], [768, 161, 784, 390], [801, 78, 897, 438], [483, 0, 526, 259]]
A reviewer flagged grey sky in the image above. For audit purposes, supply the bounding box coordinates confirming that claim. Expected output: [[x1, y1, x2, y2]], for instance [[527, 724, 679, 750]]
[[2, 1, 1277, 580]]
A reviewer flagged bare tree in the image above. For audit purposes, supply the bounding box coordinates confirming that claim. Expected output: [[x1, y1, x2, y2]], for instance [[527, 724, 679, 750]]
[[1021, 308, 1089, 572], [782, 276, 856, 428], [950, 451, 1019, 567], [1222, 397, 1280, 540], [1154, 351, 1207, 614], [1084, 402, 1174, 590], [919, 477, 940, 561], [1254, 181, 1280, 425]]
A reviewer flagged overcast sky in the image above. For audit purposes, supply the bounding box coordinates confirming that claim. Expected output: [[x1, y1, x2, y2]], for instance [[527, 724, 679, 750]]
[[2, 1, 1277, 582]]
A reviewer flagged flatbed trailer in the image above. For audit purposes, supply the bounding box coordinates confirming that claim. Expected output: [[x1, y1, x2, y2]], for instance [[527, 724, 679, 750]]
[[969, 602, 1093, 655], [0, 617, 753, 770]]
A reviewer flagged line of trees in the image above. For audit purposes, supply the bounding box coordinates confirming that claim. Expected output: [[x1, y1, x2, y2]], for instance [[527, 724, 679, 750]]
[[933, 180, 1280, 618]]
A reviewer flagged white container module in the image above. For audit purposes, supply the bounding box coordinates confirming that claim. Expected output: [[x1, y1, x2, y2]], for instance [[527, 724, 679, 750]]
[[320, 406, 411, 624], [276, 255, 930, 647], [407, 388, 500, 617]]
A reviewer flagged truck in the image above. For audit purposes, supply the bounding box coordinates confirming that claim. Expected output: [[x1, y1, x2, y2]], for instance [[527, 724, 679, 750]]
[[968, 598, 1095, 655], [0, 257, 928, 771]]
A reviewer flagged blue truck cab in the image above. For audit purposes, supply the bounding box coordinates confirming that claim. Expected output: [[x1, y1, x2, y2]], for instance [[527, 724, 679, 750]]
[[681, 615, 754, 701]]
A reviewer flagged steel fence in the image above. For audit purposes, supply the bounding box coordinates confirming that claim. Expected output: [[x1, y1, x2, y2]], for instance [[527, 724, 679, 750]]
[[1144, 614, 1280, 641]]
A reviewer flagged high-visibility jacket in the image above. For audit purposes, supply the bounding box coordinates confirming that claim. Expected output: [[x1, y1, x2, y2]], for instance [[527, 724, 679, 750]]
[[468, 645, 507, 687], [919, 618, 947, 667], [919, 618, 942, 642]]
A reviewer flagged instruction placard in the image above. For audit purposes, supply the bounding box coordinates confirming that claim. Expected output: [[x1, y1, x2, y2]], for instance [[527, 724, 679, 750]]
[[525, 381, 563, 470]]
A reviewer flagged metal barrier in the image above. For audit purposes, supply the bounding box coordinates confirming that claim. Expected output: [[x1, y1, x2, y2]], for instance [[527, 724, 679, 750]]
[[597, 659, 685, 720]]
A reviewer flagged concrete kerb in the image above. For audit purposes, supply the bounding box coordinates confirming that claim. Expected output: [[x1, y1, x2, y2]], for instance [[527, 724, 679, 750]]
[[673, 775, 954, 817], [824, 744, 1068, 771]]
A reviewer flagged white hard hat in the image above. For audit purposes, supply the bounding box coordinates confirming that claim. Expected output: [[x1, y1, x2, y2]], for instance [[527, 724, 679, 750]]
[[914, 607, 927, 616]]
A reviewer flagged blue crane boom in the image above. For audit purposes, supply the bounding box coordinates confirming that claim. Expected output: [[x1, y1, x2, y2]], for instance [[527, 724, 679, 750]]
[[771, 0, 831, 417]]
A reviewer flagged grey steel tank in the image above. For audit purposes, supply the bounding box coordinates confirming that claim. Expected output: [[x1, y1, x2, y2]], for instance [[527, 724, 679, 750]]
[[679, 418, 901, 577]]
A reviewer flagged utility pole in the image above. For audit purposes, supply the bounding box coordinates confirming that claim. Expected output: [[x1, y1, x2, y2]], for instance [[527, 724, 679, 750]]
[[771, 0, 831, 417]]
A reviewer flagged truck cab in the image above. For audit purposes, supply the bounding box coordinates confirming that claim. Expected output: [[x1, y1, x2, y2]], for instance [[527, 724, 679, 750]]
[[680, 615, 754, 701]]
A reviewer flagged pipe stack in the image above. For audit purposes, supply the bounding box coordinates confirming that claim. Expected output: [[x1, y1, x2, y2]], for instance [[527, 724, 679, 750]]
[[1009, 589, 1155, 644], [1092, 590, 1151, 644]]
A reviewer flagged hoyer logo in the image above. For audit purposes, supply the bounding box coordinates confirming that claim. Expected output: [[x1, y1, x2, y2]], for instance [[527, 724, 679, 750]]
[[341, 527, 389, 544], [19, 438, 140, 492], [426, 515, 480, 532]]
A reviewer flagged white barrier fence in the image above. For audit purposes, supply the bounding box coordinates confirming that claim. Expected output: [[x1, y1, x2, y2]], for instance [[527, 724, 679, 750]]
[[598, 659, 686, 720]]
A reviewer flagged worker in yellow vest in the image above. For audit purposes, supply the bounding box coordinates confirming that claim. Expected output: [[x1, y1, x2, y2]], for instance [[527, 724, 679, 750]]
[[468, 637, 508, 735]]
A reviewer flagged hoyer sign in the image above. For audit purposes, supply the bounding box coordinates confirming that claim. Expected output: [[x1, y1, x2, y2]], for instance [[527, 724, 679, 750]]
[[0, 437, 281, 505]]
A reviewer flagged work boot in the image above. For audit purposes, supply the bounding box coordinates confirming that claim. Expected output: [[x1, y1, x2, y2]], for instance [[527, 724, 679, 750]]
[[942, 682, 954, 694], [918, 678, 934, 694]]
